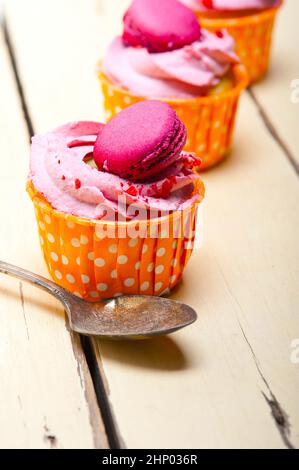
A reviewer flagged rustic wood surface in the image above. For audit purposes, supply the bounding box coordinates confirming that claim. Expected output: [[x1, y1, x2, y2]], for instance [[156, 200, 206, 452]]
[[2, 0, 299, 449]]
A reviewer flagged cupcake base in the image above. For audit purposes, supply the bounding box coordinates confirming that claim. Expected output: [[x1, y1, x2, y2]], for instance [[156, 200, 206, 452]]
[[98, 65, 248, 171], [27, 180, 204, 301]]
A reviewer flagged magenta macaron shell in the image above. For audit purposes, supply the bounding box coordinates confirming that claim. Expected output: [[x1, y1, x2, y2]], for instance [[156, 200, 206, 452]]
[[93, 101, 187, 182], [123, 0, 201, 53]]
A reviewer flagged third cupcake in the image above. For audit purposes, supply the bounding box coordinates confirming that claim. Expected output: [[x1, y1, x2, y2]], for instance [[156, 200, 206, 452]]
[[179, 0, 283, 83], [98, 0, 248, 170]]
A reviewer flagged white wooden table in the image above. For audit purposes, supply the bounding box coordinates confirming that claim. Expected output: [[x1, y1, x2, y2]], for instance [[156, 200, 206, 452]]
[[0, 0, 298, 449]]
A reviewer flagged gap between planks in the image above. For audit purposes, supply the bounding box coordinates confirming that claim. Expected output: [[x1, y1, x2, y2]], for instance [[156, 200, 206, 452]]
[[2, 20, 113, 450], [81, 336, 124, 449], [216, 262, 296, 450], [247, 88, 299, 176]]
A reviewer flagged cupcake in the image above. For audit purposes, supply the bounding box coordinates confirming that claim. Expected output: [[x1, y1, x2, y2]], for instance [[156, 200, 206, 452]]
[[179, 0, 283, 83], [98, 0, 248, 170], [27, 101, 205, 301]]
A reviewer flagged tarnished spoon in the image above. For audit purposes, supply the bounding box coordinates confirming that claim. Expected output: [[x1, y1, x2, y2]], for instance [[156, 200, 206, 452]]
[[0, 260, 197, 339]]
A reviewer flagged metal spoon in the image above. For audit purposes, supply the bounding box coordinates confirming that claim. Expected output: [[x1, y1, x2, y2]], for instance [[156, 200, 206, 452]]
[[0, 260, 197, 339]]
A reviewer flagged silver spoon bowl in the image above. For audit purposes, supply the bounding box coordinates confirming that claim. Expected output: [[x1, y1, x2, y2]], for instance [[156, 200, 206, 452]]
[[0, 260, 197, 339]]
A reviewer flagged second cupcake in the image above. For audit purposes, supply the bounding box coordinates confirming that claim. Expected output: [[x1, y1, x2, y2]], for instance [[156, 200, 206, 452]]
[[98, 0, 248, 170]]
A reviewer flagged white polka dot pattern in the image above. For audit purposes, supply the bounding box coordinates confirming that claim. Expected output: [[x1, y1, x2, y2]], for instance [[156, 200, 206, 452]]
[[30, 178, 199, 301], [129, 238, 138, 248], [141, 282, 149, 292], [71, 238, 80, 248], [124, 278, 135, 287], [47, 233, 55, 243], [90, 291, 99, 299], [80, 235, 89, 245], [95, 258, 105, 267], [81, 275, 90, 284], [67, 274, 75, 284], [98, 283, 108, 292], [155, 282, 163, 292], [50, 252, 58, 262], [155, 265, 164, 275], [157, 248, 166, 257], [147, 263, 154, 273], [62, 255, 69, 265], [67, 221, 75, 229]]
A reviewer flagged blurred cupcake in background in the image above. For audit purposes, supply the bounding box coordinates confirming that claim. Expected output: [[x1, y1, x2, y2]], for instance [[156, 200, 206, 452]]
[[179, 0, 283, 83], [98, 0, 248, 170]]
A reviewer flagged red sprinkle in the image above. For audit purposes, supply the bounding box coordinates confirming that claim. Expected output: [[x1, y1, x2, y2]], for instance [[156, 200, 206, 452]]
[[203, 0, 213, 9], [215, 30, 224, 38], [160, 180, 172, 198], [150, 177, 177, 199], [75, 178, 81, 189], [125, 184, 138, 197], [58, 160, 61, 164], [62, 175, 66, 181]]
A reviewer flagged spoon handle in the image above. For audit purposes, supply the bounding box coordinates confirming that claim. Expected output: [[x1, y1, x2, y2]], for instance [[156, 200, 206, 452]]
[[0, 260, 68, 303]]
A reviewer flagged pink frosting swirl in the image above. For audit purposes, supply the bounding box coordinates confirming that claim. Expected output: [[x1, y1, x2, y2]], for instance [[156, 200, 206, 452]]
[[30, 122, 201, 221], [180, 0, 279, 12], [103, 29, 239, 99]]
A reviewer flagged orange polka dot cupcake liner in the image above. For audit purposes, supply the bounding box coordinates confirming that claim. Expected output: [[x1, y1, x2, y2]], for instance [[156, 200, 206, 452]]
[[194, 1, 283, 84], [27, 180, 204, 301], [98, 64, 248, 171]]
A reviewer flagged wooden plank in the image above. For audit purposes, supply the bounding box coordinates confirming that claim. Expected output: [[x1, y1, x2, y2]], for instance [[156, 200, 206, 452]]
[[0, 30, 108, 449], [5, 0, 299, 449], [251, 0, 299, 165], [4, 0, 131, 131]]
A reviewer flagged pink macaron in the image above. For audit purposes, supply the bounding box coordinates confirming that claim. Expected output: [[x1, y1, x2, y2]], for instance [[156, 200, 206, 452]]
[[123, 0, 201, 53], [93, 100, 187, 182]]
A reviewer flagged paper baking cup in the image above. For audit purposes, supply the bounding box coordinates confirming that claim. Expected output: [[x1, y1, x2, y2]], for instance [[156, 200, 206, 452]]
[[195, 2, 282, 84], [27, 180, 204, 301], [98, 65, 247, 171]]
